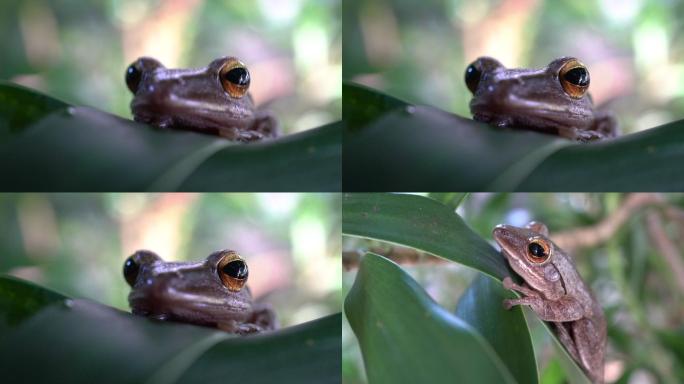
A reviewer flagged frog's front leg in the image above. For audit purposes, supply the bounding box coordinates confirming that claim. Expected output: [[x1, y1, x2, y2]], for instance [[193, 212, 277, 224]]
[[216, 113, 279, 142], [250, 303, 278, 331], [228, 112, 279, 142], [502, 277, 585, 322], [502, 276, 538, 296], [555, 126, 603, 142], [217, 319, 261, 334], [592, 110, 618, 139]]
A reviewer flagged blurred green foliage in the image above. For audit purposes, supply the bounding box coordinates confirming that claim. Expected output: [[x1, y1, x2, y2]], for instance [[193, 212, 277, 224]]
[[343, 193, 684, 383], [0, 0, 341, 134], [0, 193, 341, 328], [343, 0, 684, 134]]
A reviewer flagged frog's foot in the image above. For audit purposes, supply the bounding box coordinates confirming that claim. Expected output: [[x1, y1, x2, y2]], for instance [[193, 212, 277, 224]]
[[555, 126, 603, 142], [217, 320, 264, 335], [503, 296, 544, 312], [502, 277, 538, 296], [215, 126, 264, 142], [252, 113, 279, 138], [593, 112, 618, 139], [237, 130, 266, 142], [251, 303, 278, 331]]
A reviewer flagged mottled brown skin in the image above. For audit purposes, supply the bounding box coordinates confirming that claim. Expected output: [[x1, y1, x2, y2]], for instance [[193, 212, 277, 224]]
[[466, 57, 617, 142], [125, 250, 277, 334], [493, 222, 606, 383], [127, 56, 278, 142]]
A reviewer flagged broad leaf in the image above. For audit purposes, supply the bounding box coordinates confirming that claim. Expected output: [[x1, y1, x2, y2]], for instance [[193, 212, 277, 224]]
[[0, 81, 341, 191], [345, 253, 518, 383], [0, 276, 341, 384], [342, 193, 511, 280], [454, 274, 538, 384], [343, 82, 684, 191]]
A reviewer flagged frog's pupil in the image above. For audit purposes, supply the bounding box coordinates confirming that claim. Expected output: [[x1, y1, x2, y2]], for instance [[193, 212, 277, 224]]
[[223, 260, 248, 280], [225, 67, 250, 87], [464, 64, 481, 93], [528, 242, 546, 258], [125, 64, 142, 93], [563, 67, 589, 87], [123, 257, 140, 286]]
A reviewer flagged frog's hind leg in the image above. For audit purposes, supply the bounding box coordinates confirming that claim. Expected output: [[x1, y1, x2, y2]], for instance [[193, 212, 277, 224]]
[[571, 318, 606, 383], [554, 321, 581, 364]]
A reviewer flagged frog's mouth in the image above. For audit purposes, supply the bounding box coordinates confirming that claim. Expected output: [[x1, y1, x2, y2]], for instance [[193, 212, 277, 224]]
[[131, 97, 256, 135], [470, 95, 592, 132], [128, 287, 252, 325]]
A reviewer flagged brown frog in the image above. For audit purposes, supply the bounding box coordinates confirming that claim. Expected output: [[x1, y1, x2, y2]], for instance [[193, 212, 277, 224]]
[[123, 249, 277, 334], [493, 221, 606, 383], [465, 57, 617, 142], [125, 56, 278, 141]]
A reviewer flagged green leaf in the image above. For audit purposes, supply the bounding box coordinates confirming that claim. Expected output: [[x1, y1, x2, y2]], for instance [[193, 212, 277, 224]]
[[454, 274, 538, 384], [342, 193, 511, 280], [427, 192, 468, 208], [343, 82, 684, 191], [0, 82, 341, 191], [342, 81, 409, 127], [0, 276, 341, 384], [0, 274, 66, 337], [345, 253, 518, 383]]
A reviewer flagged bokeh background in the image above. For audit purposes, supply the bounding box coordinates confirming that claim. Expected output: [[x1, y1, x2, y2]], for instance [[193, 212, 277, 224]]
[[0, 0, 341, 134], [0, 193, 341, 327], [343, 193, 684, 383], [343, 0, 684, 134]]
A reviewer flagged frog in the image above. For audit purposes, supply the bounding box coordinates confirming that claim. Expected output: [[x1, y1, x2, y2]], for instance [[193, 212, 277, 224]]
[[125, 56, 278, 142], [465, 56, 617, 142], [493, 221, 606, 383], [123, 249, 277, 334]]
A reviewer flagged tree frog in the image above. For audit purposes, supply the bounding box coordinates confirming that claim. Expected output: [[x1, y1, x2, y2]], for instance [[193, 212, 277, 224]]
[[493, 222, 606, 383], [125, 56, 278, 141], [123, 249, 277, 334], [465, 57, 617, 142]]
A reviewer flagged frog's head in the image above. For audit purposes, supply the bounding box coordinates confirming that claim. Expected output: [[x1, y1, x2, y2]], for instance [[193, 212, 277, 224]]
[[493, 222, 565, 300]]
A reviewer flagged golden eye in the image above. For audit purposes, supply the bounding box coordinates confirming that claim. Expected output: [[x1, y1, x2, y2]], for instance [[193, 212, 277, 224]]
[[219, 59, 250, 98], [217, 251, 248, 292], [559, 59, 590, 99], [526, 238, 551, 263]]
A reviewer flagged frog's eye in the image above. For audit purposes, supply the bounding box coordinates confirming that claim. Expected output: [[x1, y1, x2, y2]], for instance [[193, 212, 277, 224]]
[[464, 63, 482, 94], [123, 256, 140, 286], [123, 250, 162, 286], [217, 251, 249, 292], [219, 60, 250, 98], [125, 57, 163, 94], [125, 63, 143, 93], [526, 238, 551, 264], [559, 59, 590, 99]]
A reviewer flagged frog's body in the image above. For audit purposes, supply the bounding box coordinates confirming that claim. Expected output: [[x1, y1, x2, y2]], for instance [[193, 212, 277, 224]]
[[125, 56, 278, 141], [465, 57, 617, 142], [493, 222, 606, 383], [123, 249, 277, 334]]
